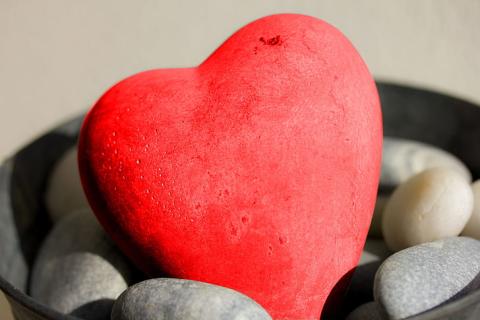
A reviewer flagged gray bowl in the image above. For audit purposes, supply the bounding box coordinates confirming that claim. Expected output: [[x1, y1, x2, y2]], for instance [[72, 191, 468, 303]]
[[1, 82, 480, 320]]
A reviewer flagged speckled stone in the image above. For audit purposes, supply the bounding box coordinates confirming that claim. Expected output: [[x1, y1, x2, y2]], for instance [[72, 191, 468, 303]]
[[111, 278, 272, 320], [374, 237, 480, 320], [462, 180, 480, 239], [382, 168, 473, 252], [30, 210, 134, 320], [346, 302, 384, 320], [45, 146, 89, 221], [381, 137, 471, 188]]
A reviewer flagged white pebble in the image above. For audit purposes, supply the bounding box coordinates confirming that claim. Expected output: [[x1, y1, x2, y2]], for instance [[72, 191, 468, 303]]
[[462, 180, 480, 239], [381, 137, 471, 187], [382, 168, 473, 252], [45, 146, 89, 221]]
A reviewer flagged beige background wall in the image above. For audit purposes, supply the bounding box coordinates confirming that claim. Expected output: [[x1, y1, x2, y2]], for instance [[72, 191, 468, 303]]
[[0, 1, 479, 318]]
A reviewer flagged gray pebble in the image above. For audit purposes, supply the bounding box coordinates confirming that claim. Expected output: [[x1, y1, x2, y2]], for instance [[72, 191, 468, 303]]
[[346, 302, 384, 320], [30, 210, 134, 320], [382, 168, 473, 252], [45, 146, 89, 221], [381, 137, 471, 188], [111, 278, 272, 320], [374, 237, 480, 319]]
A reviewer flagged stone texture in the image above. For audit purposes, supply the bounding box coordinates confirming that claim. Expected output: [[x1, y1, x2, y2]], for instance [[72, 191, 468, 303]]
[[374, 237, 480, 320], [30, 210, 134, 320], [462, 180, 480, 239], [381, 137, 471, 188], [111, 278, 272, 320], [346, 302, 384, 320], [382, 168, 473, 252], [45, 146, 89, 222]]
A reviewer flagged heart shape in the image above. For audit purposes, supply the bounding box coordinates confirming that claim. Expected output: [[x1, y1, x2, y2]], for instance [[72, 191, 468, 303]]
[[78, 14, 382, 319]]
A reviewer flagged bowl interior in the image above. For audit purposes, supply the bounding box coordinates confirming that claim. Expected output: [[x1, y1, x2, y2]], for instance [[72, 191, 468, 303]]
[[1, 82, 480, 320]]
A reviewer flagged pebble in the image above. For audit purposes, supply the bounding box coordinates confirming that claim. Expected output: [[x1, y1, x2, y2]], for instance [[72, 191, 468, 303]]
[[368, 195, 389, 238], [45, 146, 89, 221], [462, 180, 480, 239], [111, 278, 272, 320], [346, 302, 383, 320], [30, 210, 134, 320], [382, 168, 473, 252], [374, 237, 480, 320], [381, 137, 471, 188]]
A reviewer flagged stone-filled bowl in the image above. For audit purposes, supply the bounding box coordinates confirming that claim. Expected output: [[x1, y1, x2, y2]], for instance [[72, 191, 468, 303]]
[[1, 82, 480, 320]]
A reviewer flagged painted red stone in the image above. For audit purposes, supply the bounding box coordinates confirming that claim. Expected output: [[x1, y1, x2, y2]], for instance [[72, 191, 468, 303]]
[[78, 14, 382, 319]]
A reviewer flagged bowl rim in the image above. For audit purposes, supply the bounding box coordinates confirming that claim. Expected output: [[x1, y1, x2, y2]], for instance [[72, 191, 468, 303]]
[[0, 270, 80, 320]]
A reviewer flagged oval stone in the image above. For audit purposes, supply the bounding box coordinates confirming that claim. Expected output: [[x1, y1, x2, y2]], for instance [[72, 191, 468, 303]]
[[30, 210, 134, 320], [374, 237, 480, 320], [382, 168, 473, 252], [381, 137, 471, 188], [45, 146, 89, 221], [111, 278, 272, 320], [462, 180, 480, 239]]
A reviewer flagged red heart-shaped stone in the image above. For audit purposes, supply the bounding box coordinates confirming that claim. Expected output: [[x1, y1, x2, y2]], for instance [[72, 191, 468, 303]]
[[78, 14, 382, 319]]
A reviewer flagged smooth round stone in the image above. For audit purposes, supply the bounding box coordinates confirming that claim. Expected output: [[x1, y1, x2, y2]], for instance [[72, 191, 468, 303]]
[[368, 195, 389, 238], [374, 237, 480, 320], [111, 278, 272, 320], [346, 302, 383, 320], [382, 168, 473, 252], [30, 210, 134, 320], [381, 137, 471, 188], [45, 146, 89, 221], [462, 180, 480, 239]]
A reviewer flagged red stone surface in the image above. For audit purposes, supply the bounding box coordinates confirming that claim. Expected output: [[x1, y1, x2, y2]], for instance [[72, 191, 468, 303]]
[[78, 14, 382, 319]]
